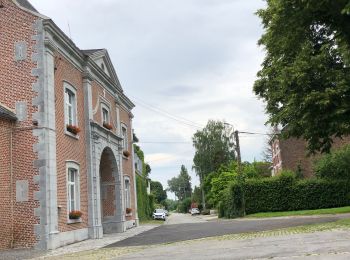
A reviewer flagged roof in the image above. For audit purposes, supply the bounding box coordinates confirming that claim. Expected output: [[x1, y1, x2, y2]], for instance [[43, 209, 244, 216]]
[[0, 105, 17, 121], [16, 0, 38, 13], [81, 49, 104, 56]]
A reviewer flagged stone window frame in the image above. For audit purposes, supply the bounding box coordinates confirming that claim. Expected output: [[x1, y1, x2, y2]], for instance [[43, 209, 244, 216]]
[[66, 161, 81, 223], [64, 82, 79, 138], [101, 102, 111, 125], [124, 176, 131, 210], [121, 123, 128, 151]]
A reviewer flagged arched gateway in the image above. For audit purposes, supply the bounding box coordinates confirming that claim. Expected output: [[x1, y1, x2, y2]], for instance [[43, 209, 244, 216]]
[[88, 122, 126, 239]]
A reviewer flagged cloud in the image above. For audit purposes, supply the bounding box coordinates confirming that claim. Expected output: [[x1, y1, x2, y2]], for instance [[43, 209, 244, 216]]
[[30, 0, 268, 194]]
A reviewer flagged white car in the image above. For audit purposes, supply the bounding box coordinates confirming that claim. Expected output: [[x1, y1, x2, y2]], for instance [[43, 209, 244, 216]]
[[153, 209, 166, 221], [191, 208, 200, 216]]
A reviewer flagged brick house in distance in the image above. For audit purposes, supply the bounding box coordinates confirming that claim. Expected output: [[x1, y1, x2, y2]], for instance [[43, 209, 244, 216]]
[[271, 128, 350, 177], [0, 0, 138, 250]]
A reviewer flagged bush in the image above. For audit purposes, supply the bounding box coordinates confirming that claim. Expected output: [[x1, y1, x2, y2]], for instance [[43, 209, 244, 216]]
[[314, 145, 350, 180], [178, 198, 192, 213], [220, 172, 350, 217]]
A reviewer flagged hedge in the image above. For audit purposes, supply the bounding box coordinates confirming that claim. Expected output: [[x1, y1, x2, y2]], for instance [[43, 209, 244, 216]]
[[220, 174, 350, 217], [136, 175, 154, 221]]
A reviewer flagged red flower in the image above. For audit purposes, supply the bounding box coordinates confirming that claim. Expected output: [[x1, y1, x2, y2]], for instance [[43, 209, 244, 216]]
[[69, 210, 83, 219], [66, 124, 81, 135], [103, 122, 113, 130]]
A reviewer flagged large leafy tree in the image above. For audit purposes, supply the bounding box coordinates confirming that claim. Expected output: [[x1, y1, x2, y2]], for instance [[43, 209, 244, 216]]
[[150, 181, 167, 204], [167, 165, 192, 201], [192, 120, 235, 180], [254, 0, 350, 153]]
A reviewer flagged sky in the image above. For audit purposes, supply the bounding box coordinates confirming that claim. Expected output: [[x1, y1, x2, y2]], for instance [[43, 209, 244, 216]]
[[31, 0, 268, 199]]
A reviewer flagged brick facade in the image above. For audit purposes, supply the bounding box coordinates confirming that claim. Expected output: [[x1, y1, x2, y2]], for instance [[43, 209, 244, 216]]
[[0, 0, 138, 250], [272, 133, 350, 178]]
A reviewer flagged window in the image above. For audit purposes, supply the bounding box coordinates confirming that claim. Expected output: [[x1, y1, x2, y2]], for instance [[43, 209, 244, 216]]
[[102, 107, 109, 124], [124, 177, 131, 209], [67, 162, 80, 213], [64, 84, 77, 126], [122, 126, 128, 150]]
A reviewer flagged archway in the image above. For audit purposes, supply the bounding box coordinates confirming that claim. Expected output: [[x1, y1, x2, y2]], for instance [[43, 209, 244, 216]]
[[99, 147, 124, 233]]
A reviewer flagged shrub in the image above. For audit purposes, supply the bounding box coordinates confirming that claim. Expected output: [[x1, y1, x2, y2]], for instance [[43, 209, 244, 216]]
[[314, 145, 350, 180], [178, 198, 192, 213], [220, 172, 350, 217]]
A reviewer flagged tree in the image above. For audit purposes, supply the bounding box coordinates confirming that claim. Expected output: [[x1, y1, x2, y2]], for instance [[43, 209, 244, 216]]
[[192, 120, 235, 180], [150, 181, 167, 204], [167, 165, 192, 201], [254, 0, 350, 153]]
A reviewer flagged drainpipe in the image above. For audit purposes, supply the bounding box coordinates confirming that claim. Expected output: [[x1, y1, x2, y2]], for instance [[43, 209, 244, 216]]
[[10, 123, 14, 248]]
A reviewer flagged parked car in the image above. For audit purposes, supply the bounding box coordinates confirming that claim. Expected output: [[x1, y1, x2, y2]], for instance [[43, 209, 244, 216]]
[[153, 209, 166, 221], [191, 208, 200, 216], [164, 210, 169, 216]]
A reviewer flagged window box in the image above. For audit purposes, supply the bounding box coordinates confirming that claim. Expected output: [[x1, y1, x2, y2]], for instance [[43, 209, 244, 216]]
[[103, 122, 113, 130], [69, 210, 82, 219], [66, 124, 81, 135], [123, 150, 130, 158]]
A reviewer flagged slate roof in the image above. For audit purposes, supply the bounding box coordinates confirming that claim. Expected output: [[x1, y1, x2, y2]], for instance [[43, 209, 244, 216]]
[[16, 0, 38, 13], [0, 105, 17, 121]]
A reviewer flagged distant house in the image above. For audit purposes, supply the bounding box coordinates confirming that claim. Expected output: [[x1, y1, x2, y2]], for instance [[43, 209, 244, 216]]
[[271, 129, 350, 177]]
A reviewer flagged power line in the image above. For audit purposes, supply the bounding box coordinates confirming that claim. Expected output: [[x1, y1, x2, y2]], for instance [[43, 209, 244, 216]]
[[130, 95, 204, 129]]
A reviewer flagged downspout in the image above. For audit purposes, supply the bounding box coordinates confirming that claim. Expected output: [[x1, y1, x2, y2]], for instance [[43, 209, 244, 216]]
[[10, 123, 14, 248]]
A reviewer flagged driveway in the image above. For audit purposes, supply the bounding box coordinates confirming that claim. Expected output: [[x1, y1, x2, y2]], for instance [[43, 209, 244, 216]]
[[106, 213, 350, 248]]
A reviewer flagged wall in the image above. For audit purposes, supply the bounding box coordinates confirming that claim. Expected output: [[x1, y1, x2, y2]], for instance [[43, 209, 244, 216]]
[[54, 54, 88, 232], [0, 0, 40, 249], [278, 136, 350, 178]]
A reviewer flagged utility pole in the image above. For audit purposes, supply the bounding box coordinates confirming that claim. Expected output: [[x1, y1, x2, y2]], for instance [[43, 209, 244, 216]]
[[234, 130, 242, 175]]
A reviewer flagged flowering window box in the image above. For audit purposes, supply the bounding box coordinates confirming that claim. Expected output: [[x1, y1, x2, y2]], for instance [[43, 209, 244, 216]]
[[66, 124, 81, 135], [103, 122, 113, 130], [126, 208, 132, 217], [123, 150, 130, 158]]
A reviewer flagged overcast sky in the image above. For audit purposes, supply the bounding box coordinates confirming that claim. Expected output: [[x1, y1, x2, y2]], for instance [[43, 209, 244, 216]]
[[31, 0, 268, 198]]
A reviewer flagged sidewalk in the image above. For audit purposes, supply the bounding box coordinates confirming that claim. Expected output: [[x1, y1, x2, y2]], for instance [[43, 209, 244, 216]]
[[0, 224, 159, 260]]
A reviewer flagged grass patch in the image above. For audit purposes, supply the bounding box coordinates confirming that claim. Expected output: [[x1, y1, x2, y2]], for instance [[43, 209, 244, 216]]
[[246, 206, 350, 218], [140, 219, 165, 225]]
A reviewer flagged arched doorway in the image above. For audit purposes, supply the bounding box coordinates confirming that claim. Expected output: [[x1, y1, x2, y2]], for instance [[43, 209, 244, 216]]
[[99, 147, 124, 233]]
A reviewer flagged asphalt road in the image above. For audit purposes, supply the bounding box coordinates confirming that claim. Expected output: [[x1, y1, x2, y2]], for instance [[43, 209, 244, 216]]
[[106, 213, 350, 248]]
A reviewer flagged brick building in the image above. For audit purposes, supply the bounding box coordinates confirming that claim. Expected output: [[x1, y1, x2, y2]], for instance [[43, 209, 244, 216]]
[[0, 0, 138, 250], [271, 129, 350, 177]]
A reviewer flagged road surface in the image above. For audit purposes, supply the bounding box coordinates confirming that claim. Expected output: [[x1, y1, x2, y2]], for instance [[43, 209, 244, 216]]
[[107, 213, 350, 248]]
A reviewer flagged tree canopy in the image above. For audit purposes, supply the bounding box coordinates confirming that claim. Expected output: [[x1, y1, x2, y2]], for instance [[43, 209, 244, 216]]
[[167, 165, 192, 201], [254, 0, 350, 153], [150, 181, 167, 204], [192, 120, 235, 179]]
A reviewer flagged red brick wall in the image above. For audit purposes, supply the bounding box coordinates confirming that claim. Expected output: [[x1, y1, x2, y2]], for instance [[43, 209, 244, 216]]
[[0, 0, 40, 249], [0, 120, 14, 249], [120, 107, 136, 217], [54, 54, 88, 232], [278, 136, 350, 178]]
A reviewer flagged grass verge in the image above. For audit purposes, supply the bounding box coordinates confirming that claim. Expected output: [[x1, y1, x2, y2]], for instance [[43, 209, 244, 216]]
[[140, 219, 165, 225], [246, 206, 350, 218]]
